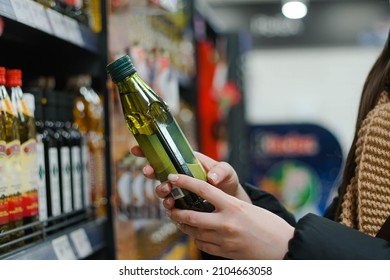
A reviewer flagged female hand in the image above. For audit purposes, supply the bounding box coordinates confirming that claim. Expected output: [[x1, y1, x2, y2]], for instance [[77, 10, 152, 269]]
[[165, 173, 294, 260], [130, 145, 252, 208]]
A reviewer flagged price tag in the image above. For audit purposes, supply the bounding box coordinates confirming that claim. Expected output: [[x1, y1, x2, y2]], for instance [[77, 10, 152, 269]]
[[10, 0, 35, 27], [27, 0, 52, 34], [46, 8, 69, 41], [52, 235, 77, 260], [69, 228, 93, 259], [62, 15, 83, 46]]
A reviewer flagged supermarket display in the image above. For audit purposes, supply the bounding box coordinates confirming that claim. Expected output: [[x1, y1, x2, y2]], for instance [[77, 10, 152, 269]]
[[0, 0, 112, 260]]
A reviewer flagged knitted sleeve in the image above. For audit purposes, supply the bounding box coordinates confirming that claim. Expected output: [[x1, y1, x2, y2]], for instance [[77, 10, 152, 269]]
[[339, 92, 390, 237]]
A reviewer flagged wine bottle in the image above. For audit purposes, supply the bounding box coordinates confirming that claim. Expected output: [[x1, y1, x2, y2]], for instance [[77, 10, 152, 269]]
[[107, 55, 215, 212]]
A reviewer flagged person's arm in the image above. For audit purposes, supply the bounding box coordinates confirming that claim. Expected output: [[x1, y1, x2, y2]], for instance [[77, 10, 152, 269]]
[[242, 183, 296, 226], [285, 213, 390, 259]]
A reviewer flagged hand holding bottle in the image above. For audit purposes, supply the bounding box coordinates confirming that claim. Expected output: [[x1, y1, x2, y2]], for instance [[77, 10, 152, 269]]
[[130, 146, 252, 206], [164, 172, 295, 260]]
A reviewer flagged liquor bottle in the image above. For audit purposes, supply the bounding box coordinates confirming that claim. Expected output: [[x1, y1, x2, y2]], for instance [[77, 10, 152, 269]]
[[48, 91, 73, 215], [85, 82, 106, 217], [7, 69, 40, 239], [3, 70, 24, 247], [0, 67, 10, 253], [107, 55, 215, 212], [42, 94, 62, 220], [58, 92, 84, 212], [70, 75, 103, 216]]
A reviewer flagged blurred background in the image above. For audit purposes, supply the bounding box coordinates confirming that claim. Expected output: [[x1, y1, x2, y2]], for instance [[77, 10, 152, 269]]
[[108, 0, 390, 259], [0, 0, 389, 260]]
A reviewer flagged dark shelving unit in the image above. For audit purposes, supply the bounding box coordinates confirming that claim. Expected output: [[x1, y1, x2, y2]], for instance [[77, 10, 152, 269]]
[[0, 0, 115, 260]]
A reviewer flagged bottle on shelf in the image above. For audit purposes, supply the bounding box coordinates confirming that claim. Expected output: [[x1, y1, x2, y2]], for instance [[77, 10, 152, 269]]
[[7, 69, 40, 241], [0, 67, 10, 254], [23, 91, 48, 223], [58, 91, 84, 213], [3, 69, 24, 248], [70, 75, 105, 217], [42, 90, 62, 222], [107, 55, 215, 212]]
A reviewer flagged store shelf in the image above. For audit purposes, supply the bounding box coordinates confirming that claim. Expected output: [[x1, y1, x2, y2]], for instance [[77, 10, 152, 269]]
[[0, 0, 100, 53], [1, 214, 107, 260], [0, 0, 114, 260]]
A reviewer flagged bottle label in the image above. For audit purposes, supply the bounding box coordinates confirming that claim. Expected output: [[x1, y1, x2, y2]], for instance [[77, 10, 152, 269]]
[[170, 186, 185, 200], [6, 140, 23, 221], [0, 202, 8, 225], [36, 139, 48, 221], [71, 146, 82, 210], [60, 146, 72, 213], [48, 147, 61, 216], [21, 138, 39, 218], [0, 140, 8, 225]]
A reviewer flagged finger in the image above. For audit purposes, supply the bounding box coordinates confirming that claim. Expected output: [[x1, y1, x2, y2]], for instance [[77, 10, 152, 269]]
[[207, 161, 237, 186], [167, 208, 217, 230], [179, 224, 222, 246], [142, 165, 156, 179], [194, 152, 219, 172], [130, 145, 144, 157], [155, 182, 172, 199], [167, 174, 231, 209], [163, 196, 175, 209]]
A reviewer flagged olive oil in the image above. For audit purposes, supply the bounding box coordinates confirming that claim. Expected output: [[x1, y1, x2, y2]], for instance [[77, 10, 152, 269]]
[[0, 67, 10, 253], [107, 55, 214, 212]]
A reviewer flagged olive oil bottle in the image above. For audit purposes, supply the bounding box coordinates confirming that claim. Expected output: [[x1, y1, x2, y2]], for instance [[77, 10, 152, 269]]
[[3, 69, 24, 248], [0, 67, 10, 253], [7, 69, 40, 239], [107, 55, 215, 212]]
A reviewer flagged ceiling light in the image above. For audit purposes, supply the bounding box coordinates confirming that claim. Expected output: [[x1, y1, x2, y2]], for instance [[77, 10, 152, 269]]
[[282, 1, 308, 19]]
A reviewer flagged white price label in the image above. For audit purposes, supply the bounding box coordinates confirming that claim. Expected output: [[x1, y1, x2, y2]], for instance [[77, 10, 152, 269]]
[[46, 8, 69, 40], [10, 0, 35, 27], [52, 235, 77, 260], [69, 228, 93, 259], [27, 0, 52, 34]]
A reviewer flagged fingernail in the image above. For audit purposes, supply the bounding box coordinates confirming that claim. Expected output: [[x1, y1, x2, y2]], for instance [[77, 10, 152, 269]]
[[168, 174, 179, 181], [161, 183, 170, 193], [208, 172, 219, 183], [142, 166, 148, 175]]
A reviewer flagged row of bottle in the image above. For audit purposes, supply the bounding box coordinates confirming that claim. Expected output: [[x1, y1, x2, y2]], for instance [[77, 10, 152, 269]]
[[34, 0, 102, 33], [0, 68, 106, 255]]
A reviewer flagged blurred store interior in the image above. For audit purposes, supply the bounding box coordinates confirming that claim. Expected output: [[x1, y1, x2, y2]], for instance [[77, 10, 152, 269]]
[[108, 0, 390, 259]]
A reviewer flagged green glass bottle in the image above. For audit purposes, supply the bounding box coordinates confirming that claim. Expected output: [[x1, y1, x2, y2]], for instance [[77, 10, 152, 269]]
[[107, 55, 215, 212]]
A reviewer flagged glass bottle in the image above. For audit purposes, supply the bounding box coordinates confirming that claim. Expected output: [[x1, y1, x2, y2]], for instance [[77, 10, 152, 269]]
[[3, 69, 24, 247], [42, 93, 62, 220], [23, 91, 48, 223], [0, 67, 10, 253], [107, 55, 215, 212], [7, 69, 40, 238]]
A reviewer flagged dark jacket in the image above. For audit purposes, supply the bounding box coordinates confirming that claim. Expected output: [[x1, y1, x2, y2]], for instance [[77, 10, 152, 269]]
[[243, 183, 390, 259]]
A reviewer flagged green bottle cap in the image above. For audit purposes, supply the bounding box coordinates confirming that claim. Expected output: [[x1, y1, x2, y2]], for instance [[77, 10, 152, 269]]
[[106, 55, 137, 83]]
